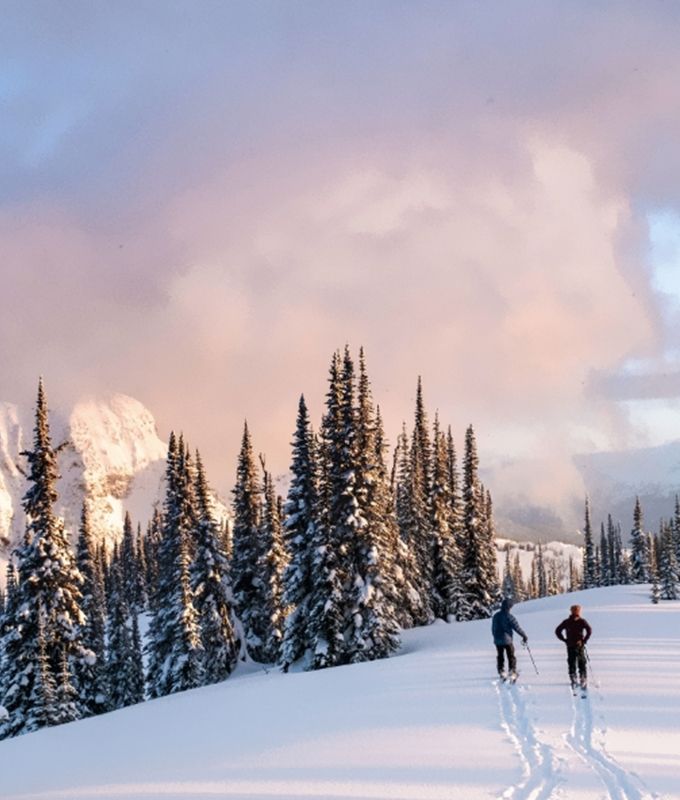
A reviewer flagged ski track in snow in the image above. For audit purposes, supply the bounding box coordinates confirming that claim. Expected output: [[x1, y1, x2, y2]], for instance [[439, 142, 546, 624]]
[[565, 688, 659, 800], [495, 681, 563, 800]]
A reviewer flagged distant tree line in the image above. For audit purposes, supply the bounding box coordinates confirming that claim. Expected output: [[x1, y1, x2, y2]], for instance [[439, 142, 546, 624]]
[[501, 495, 680, 604], [0, 348, 500, 739]]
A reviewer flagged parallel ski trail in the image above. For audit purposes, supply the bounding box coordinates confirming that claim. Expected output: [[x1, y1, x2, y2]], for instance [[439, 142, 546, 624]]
[[565, 691, 658, 800], [495, 681, 562, 800]]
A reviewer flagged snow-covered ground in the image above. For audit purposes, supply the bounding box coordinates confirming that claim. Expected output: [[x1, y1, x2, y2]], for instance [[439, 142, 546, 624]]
[[1, 585, 677, 800]]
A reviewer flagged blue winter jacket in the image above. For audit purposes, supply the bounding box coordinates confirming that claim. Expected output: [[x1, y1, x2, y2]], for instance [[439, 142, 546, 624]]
[[491, 599, 527, 646]]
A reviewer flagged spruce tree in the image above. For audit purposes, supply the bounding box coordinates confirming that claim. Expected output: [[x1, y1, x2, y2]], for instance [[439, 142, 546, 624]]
[[231, 422, 263, 660], [0, 380, 85, 738], [250, 465, 286, 664], [406, 378, 435, 620], [191, 451, 239, 681], [459, 426, 495, 619], [281, 396, 319, 669], [144, 509, 162, 607], [107, 561, 142, 710], [630, 497, 649, 583], [121, 512, 140, 612], [536, 544, 547, 598], [75, 503, 109, 717], [581, 498, 597, 589], [430, 415, 463, 619], [146, 433, 203, 697], [674, 496, 680, 566], [344, 349, 400, 662], [135, 523, 148, 611], [658, 522, 678, 601], [129, 612, 146, 704], [501, 548, 516, 600], [394, 424, 426, 627], [307, 350, 354, 668], [512, 552, 525, 600]]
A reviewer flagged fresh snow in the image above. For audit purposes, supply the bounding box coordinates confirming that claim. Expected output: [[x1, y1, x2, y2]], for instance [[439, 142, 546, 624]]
[[1, 585, 678, 799]]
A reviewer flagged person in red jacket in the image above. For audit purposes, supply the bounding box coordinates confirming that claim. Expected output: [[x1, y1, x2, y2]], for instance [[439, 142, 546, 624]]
[[555, 604, 592, 689]]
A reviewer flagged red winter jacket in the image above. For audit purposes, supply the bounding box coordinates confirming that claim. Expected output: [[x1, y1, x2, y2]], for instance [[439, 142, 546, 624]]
[[555, 615, 592, 648]]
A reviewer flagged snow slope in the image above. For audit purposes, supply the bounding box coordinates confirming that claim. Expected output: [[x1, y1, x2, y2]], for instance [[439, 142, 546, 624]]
[[1, 585, 677, 800]]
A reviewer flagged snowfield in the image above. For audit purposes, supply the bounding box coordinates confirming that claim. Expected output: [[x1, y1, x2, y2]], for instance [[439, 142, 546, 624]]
[[1, 585, 678, 800]]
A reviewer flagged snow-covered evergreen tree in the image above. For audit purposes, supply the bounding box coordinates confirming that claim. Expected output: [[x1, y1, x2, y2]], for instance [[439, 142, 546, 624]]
[[406, 378, 435, 620], [630, 497, 649, 583], [393, 424, 426, 627], [344, 349, 400, 662], [121, 512, 140, 612], [535, 544, 547, 598], [146, 433, 203, 697], [512, 552, 525, 600], [430, 415, 463, 619], [673, 495, 680, 566], [107, 561, 144, 709], [581, 498, 597, 589], [307, 351, 350, 668], [281, 395, 318, 669], [658, 522, 678, 601], [459, 426, 495, 619], [135, 523, 148, 611], [144, 509, 162, 608], [231, 422, 263, 660], [501, 548, 516, 600], [191, 451, 239, 682], [249, 465, 286, 664], [0, 380, 85, 739], [75, 503, 109, 717]]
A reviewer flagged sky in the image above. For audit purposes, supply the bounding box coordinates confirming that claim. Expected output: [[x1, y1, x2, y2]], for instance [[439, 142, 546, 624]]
[[3, 1, 680, 518]]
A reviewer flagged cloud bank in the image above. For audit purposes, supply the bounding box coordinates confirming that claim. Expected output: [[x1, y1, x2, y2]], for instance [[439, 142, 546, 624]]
[[2, 3, 680, 524]]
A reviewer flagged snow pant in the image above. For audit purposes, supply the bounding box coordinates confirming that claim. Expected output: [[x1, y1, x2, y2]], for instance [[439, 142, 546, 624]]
[[496, 643, 516, 675], [566, 645, 587, 685]]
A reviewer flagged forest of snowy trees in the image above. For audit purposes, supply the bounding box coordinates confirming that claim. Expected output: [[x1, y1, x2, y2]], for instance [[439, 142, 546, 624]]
[[0, 349, 500, 740], [2, 348, 679, 742]]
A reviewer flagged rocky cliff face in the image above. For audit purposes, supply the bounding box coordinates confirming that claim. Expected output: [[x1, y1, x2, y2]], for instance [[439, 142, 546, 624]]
[[0, 394, 227, 566]]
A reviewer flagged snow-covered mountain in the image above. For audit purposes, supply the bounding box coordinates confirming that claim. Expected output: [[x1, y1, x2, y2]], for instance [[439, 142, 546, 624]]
[[1, 585, 676, 800], [0, 394, 228, 567]]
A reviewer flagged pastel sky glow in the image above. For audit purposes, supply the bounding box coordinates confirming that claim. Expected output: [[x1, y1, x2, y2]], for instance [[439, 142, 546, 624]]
[[4, 2, 680, 512]]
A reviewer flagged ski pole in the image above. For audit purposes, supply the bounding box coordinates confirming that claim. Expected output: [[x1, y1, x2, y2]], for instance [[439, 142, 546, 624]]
[[583, 645, 595, 683], [523, 641, 539, 675]]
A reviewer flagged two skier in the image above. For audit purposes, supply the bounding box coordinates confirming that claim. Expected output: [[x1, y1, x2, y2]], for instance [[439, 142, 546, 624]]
[[491, 600, 593, 689]]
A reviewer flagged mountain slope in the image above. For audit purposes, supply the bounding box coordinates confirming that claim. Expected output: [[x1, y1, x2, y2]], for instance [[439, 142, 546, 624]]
[[1, 586, 677, 800], [0, 394, 167, 559], [0, 394, 229, 569]]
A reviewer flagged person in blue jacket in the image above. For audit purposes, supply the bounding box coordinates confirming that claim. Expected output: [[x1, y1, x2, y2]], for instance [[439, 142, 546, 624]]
[[491, 597, 528, 680]]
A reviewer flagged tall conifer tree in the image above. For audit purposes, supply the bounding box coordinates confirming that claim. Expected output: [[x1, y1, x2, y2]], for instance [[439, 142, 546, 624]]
[[75, 503, 109, 716], [582, 498, 597, 589], [630, 497, 649, 583], [191, 451, 239, 681], [146, 433, 203, 697], [281, 396, 318, 669], [0, 380, 85, 738], [459, 426, 495, 619], [231, 422, 263, 660]]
